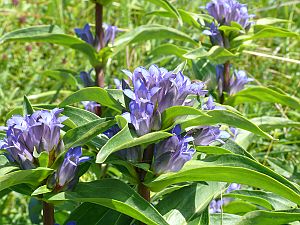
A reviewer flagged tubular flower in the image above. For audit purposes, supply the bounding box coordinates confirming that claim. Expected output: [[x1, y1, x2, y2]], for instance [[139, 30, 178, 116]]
[[203, 22, 224, 47], [0, 109, 67, 169], [228, 70, 253, 95], [75, 23, 121, 51], [54, 147, 89, 190], [123, 65, 207, 136], [209, 183, 241, 213], [153, 125, 195, 174], [206, 0, 253, 30]]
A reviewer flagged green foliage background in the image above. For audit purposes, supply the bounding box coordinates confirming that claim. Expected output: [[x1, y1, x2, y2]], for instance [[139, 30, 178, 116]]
[[0, 0, 299, 224]]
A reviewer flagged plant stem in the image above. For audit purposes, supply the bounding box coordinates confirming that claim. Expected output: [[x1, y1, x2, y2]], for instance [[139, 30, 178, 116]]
[[220, 61, 230, 104], [137, 144, 154, 225], [95, 2, 105, 88], [43, 201, 54, 225]]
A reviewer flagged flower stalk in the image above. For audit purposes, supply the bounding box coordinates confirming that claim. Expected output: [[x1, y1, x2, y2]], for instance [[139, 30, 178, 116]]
[[220, 61, 230, 104]]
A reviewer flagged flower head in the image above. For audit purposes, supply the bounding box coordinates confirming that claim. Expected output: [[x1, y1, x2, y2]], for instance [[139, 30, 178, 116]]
[[206, 0, 253, 29], [123, 65, 207, 136], [203, 22, 224, 47], [153, 125, 195, 174], [0, 109, 67, 169], [55, 147, 89, 190]]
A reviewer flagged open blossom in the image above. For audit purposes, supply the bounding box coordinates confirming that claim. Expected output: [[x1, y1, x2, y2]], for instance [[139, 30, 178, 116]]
[[153, 125, 195, 174], [54, 147, 89, 190], [75, 23, 121, 51], [0, 109, 67, 169], [206, 0, 253, 30], [123, 65, 207, 136]]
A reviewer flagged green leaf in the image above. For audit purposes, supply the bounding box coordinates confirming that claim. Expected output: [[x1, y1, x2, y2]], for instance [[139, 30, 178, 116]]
[[65, 202, 132, 225], [46, 179, 168, 225], [96, 125, 172, 163], [23, 96, 34, 115], [150, 43, 189, 58], [225, 86, 300, 110], [31, 185, 52, 196], [196, 146, 232, 155], [210, 213, 241, 225], [63, 118, 115, 149], [41, 70, 78, 88], [184, 46, 237, 64], [255, 18, 290, 25], [236, 209, 300, 225], [161, 106, 209, 130], [59, 87, 123, 113], [157, 182, 225, 225], [60, 106, 101, 126], [145, 154, 300, 205], [224, 190, 297, 211], [180, 110, 272, 140], [0, 167, 53, 192], [145, 0, 183, 25], [114, 24, 198, 53], [0, 25, 100, 67], [250, 116, 300, 131]]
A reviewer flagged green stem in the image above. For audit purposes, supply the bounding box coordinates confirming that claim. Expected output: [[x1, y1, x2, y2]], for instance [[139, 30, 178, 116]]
[[95, 2, 105, 88]]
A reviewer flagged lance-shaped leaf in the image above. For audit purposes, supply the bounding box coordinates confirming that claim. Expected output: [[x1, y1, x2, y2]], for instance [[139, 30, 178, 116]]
[[65, 202, 132, 225], [157, 182, 226, 225], [59, 87, 123, 113], [96, 125, 172, 163], [41, 70, 78, 89], [145, 154, 300, 205], [23, 96, 34, 115], [0, 167, 53, 192], [224, 190, 297, 211], [146, 0, 182, 25], [225, 86, 300, 110], [161, 106, 209, 130], [236, 209, 300, 225], [251, 116, 300, 131], [63, 118, 116, 149], [180, 110, 272, 140], [184, 46, 237, 64], [45, 179, 169, 225], [114, 24, 198, 53], [0, 25, 100, 67]]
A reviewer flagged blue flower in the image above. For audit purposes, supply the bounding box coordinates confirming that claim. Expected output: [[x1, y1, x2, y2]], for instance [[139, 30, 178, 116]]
[[203, 22, 224, 47], [75, 23, 121, 51], [229, 70, 253, 95], [209, 183, 241, 213], [206, 0, 253, 29], [55, 147, 89, 189], [153, 125, 195, 174], [0, 109, 67, 169], [123, 65, 207, 136], [74, 24, 95, 46]]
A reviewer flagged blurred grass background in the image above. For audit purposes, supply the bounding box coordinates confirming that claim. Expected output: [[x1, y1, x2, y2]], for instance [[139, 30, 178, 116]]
[[0, 0, 299, 224]]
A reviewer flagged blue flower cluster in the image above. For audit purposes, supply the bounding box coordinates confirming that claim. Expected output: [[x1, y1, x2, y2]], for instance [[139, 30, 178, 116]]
[[0, 109, 89, 190]]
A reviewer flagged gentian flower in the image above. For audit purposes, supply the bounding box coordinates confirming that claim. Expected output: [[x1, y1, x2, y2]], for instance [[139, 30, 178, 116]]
[[80, 70, 94, 87], [209, 183, 241, 213], [123, 65, 207, 136], [75, 23, 121, 51], [0, 109, 67, 169], [82, 101, 100, 114], [228, 70, 253, 95], [54, 147, 89, 190], [203, 22, 224, 47], [206, 0, 253, 30], [153, 125, 195, 174]]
